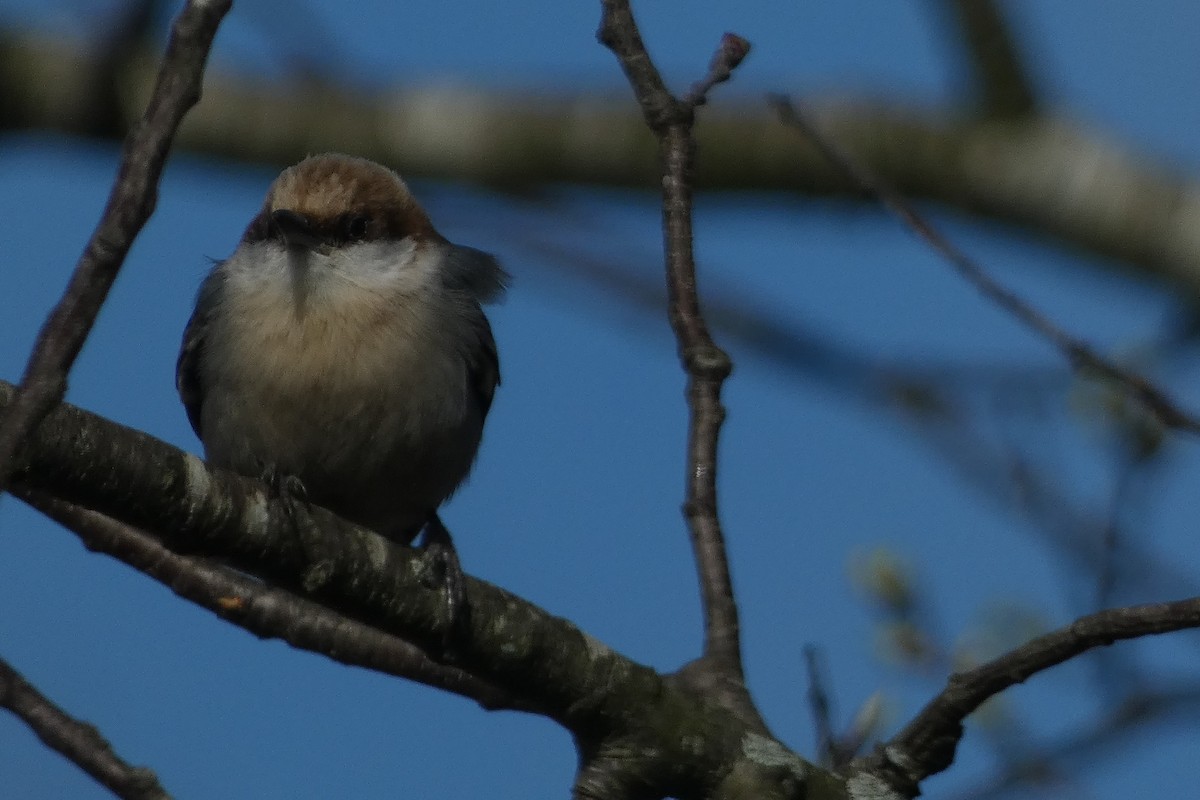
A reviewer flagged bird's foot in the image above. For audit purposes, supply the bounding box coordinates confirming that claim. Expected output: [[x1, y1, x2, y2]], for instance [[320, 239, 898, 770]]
[[260, 465, 332, 591], [261, 464, 308, 510], [419, 514, 470, 657]]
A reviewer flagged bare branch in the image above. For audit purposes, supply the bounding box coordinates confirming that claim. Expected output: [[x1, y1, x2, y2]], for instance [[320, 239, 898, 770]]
[[864, 598, 1200, 793], [6, 29, 1200, 299], [598, 0, 748, 690], [803, 646, 840, 768], [0, 655, 170, 800], [1, 379, 846, 800], [20, 492, 526, 712], [0, 0, 231, 494], [770, 95, 1200, 436], [5, 381, 840, 800]]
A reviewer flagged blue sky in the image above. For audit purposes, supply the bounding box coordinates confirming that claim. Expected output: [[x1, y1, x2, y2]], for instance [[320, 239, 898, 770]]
[[2, 2, 1200, 798]]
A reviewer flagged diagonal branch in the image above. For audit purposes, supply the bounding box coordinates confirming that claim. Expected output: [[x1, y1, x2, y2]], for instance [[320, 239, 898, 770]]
[[1, 378, 836, 800], [8, 29, 1200, 300], [0, 655, 170, 800], [0, 379, 620, 723], [598, 1, 750, 687], [771, 95, 1200, 436], [0, 0, 231, 495], [863, 597, 1200, 795], [20, 492, 526, 712]]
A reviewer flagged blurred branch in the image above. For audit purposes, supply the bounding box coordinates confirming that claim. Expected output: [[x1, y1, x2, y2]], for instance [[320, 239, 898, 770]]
[[80, 0, 160, 139], [771, 95, 1200, 436], [864, 597, 1200, 794], [804, 645, 867, 768], [5, 31, 1200, 300], [904, 400, 1195, 603], [516, 231, 1196, 604], [20, 492, 527, 713], [937, 0, 1038, 117], [804, 645, 839, 766], [0, 655, 170, 800], [949, 682, 1200, 800], [0, 1, 231, 496]]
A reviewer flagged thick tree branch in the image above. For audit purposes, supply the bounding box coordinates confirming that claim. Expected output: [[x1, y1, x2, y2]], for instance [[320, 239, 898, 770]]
[[0, 655, 169, 800], [0, 383, 615, 721], [862, 598, 1200, 795], [0, 380, 851, 800], [19, 492, 525, 712], [0, 0, 231, 495]]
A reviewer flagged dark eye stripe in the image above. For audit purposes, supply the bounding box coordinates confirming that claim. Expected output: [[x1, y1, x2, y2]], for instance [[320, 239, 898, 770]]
[[239, 203, 437, 248]]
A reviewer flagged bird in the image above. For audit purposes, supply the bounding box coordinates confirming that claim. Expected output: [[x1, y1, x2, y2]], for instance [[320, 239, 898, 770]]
[[176, 153, 507, 596]]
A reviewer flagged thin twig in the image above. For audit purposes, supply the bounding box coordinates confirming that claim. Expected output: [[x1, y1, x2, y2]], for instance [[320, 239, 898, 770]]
[[0, 655, 170, 800], [21, 492, 527, 712], [770, 95, 1200, 436], [598, 0, 749, 683], [866, 597, 1200, 792], [944, 683, 1200, 800], [682, 32, 751, 108], [803, 645, 838, 766], [0, 0, 231, 495]]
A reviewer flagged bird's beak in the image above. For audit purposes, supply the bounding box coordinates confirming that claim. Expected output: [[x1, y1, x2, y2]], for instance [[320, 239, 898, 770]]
[[270, 209, 325, 252]]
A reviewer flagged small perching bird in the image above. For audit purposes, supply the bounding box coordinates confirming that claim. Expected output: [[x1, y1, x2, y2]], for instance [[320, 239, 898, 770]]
[[177, 153, 507, 605]]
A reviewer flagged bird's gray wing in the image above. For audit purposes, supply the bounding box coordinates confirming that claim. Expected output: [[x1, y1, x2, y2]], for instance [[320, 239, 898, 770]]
[[442, 244, 507, 419], [176, 270, 223, 439], [470, 310, 501, 419]]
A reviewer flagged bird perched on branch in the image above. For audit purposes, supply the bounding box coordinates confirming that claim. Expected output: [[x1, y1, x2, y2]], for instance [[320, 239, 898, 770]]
[[177, 153, 507, 618]]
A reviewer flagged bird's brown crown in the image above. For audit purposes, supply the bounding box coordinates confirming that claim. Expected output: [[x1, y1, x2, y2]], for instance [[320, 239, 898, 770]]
[[247, 153, 438, 244]]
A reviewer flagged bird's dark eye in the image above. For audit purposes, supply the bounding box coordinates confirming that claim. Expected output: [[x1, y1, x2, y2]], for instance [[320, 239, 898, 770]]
[[345, 214, 371, 241]]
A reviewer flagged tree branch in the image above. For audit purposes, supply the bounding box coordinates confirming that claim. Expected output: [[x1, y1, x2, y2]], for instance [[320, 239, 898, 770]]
[[0, 0, 231, 495], [1, 379, 849, 800], [863, 598, 1200, 794], [0, 655, 170, 800], [598, 0, 749, 695], [771, 95, 1200, 436], [0, 381, 608, 721], [5, 33, 1200, 298], [938, 0, 1038, 117], [19, 492, 526, 712]]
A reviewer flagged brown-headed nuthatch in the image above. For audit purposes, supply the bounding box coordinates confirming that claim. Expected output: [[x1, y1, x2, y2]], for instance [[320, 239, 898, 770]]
[[177, 154, 507, 561]]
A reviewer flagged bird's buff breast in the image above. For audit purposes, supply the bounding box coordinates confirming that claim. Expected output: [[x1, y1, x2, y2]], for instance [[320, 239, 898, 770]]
[[224, 283, 414, 395], [202, 279, 466, 475]]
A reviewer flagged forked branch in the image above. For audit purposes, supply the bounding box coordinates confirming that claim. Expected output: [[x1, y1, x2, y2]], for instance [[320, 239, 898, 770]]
[[598, 0, 750, 688]]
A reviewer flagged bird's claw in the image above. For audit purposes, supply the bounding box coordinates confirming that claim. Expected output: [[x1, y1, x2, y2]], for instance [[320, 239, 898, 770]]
[[420, 515, 470, 657], [260, 465, 332, 589]]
